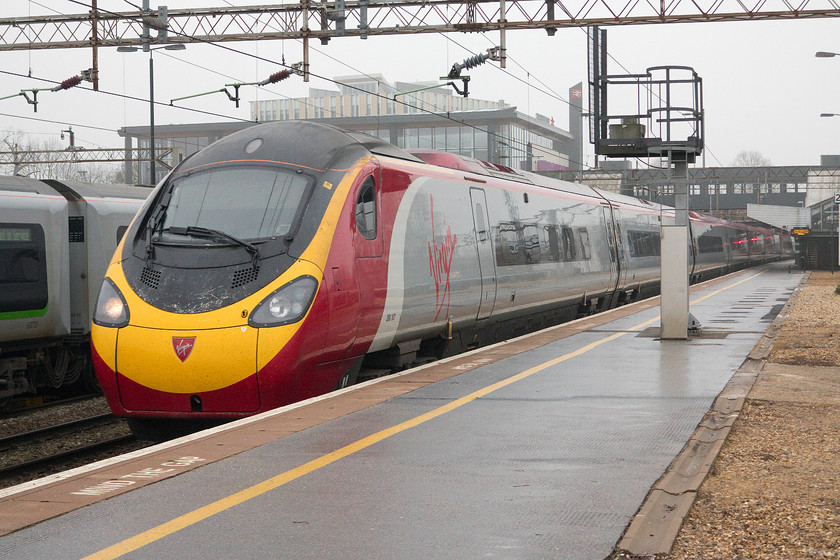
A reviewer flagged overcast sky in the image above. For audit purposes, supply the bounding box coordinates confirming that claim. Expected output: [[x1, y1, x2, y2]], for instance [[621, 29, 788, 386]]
[[3, 0, 840, 169]]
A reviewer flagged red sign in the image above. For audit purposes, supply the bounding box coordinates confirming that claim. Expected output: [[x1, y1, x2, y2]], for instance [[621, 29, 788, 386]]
[[571, 89, 582, 98], [172, 337, 196, 362]]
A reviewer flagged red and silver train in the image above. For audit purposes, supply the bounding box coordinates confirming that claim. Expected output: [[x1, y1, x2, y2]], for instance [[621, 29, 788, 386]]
[[91, 121, 792, 435]]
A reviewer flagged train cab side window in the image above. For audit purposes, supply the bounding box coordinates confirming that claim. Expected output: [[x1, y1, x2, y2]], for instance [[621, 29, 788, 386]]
[[474, 203, 487, 241], [355, 177, 377, 240], [0, 224, 48, 313]]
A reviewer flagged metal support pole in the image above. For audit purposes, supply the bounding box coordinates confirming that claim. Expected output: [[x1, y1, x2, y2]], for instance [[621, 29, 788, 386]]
[[123, 134, 133, 184], [660, 154, 690, 339], [499, 0, 507, 68], [91, 0, 99, 91], [149, 49, 156, 185], [302, 0, 310, 82]]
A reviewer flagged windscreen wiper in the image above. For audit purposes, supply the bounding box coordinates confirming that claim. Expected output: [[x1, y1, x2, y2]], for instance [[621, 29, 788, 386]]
[[167, 226, 260, 266], [144, 191, 171, 263]]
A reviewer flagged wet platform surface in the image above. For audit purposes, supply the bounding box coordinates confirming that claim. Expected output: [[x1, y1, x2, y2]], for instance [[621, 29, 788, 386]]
[[0, 262, 802, 560]]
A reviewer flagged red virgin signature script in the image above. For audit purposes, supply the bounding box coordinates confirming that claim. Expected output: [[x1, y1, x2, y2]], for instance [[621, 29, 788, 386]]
[[427, 195, 457, 322]]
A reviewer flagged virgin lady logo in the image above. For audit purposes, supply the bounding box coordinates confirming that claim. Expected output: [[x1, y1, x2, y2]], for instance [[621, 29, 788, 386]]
[[172, 337, 196, 362], [427, 194, 457, 322]]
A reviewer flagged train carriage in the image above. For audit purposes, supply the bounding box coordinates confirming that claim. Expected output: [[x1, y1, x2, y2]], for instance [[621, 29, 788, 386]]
[[90, 121, 791, 436], [0, 177, 150, 404]]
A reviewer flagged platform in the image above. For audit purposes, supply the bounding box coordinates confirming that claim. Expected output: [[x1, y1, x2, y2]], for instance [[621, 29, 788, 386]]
[[0, 262, 802, 560]]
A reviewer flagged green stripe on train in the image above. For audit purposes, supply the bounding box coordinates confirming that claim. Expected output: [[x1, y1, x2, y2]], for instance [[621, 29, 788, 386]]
[[0, 306, 48, 320]]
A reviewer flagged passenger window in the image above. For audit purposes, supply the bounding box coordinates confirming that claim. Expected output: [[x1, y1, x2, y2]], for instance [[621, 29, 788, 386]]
[[355, 177, 377, 240], [498, 223, 521, 265], [0, 223, 48, 313], [545, 226, 561, 261], [523, 225, 541, 263], [474, 202, 487, 241], [562, 226, 576, 261], [578, 228, 591, 260]]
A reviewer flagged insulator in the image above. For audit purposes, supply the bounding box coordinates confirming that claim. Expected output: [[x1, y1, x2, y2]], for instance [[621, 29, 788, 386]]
[[52, 75, 83, 92], [462, 53, 489, 71], [448, 52, 491, 78], [260, 69, 292, 86]]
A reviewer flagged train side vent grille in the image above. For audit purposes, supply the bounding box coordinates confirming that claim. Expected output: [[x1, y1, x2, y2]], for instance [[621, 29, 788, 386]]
[[231, 266, 259, 289], [141, 267, 162, 289]]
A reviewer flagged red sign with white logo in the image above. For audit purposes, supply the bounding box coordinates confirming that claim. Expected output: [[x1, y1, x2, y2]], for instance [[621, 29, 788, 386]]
[[172, 337, 196, 362]]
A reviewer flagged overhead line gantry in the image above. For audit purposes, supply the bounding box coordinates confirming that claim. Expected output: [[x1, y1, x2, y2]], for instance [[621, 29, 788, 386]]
[[2, 0, 840, 84]]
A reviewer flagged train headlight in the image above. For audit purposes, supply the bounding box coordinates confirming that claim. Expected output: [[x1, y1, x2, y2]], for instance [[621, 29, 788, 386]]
[[93, 278, 130, 328], [249, 276, 318, 327]]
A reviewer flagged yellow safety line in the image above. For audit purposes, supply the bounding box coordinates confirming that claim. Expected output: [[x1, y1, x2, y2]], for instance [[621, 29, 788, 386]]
[[82, 270, 763, 560]]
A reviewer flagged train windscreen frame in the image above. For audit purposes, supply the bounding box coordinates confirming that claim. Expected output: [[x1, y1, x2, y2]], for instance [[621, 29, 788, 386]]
[[156, 166, 312, 245]]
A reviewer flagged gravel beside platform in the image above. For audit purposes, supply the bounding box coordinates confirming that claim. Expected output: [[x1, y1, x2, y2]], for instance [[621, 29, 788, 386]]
[[656, 270, 840, 559]]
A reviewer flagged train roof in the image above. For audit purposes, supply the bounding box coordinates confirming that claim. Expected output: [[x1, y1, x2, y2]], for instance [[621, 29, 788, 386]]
[[174, 121, 423, 177], [0, 175, 151, 201], [0, 175, 59, 195], [50, 181, 152, 201]]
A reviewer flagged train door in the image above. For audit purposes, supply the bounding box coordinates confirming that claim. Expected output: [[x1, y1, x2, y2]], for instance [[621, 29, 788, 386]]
[[326, 165, 383, 359], [601, 203, 627, 307], [611, 207, 629, 292], [470, 188, 496, 320], [353, 164, 384, 346], [602, 204, 621, 298], [687, 219, 698, 278]]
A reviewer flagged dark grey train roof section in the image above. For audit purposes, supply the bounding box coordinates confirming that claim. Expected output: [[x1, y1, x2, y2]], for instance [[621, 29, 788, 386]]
[[172, 121, 422, 173]]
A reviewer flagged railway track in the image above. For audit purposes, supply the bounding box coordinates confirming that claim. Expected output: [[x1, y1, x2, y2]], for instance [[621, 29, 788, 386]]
[[0, 393, 101, 419], [0, 412, 149, 489]]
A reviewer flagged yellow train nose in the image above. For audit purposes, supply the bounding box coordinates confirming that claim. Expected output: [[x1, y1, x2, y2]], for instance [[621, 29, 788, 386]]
[[116, 325, 258, 394]]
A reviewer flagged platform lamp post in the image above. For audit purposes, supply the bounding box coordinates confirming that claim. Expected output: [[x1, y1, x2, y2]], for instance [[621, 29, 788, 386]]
[[819, 111, 840, 267], [117, 43, 186, 185]]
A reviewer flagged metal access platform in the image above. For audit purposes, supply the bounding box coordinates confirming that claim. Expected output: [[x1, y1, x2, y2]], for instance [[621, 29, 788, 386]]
[[0, 262, 801, 560]]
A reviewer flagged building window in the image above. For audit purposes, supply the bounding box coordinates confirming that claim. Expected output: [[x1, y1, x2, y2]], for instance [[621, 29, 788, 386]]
[[419, 128, 432, 149]]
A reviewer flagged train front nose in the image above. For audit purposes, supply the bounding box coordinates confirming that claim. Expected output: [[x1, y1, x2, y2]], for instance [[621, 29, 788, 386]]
[[115, 325, 260, 413]]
